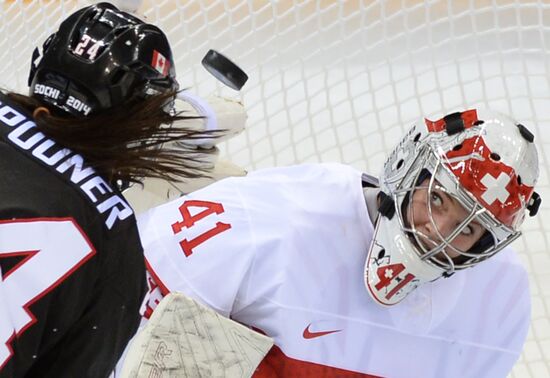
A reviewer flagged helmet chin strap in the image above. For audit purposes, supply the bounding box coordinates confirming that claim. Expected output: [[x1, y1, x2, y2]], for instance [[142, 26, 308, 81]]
[[363, 187, 381, 225]]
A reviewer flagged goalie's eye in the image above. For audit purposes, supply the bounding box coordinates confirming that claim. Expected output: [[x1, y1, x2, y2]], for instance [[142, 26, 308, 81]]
[[430, 192, 443, 207]]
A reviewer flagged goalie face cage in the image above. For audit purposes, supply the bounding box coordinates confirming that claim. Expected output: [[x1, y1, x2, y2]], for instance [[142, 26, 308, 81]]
[[1, 1, 548, 376]]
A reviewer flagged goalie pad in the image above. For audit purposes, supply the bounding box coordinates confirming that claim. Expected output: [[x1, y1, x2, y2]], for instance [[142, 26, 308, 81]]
[[119, 293, 274, 378]]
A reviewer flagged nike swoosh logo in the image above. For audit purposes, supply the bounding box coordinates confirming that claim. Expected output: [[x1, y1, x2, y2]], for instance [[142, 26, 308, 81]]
[[303, 323, 341, 339]]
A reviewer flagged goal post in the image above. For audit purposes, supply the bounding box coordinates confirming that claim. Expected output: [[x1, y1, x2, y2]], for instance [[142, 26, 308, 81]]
[[1, 1, 549, 376]]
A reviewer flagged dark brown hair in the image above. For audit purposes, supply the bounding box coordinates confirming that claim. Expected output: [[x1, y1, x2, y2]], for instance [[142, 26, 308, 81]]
[[6, 91, 220, 185]]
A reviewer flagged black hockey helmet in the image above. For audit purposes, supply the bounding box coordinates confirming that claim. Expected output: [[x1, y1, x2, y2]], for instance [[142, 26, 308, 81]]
[[28, 2, 178, 117]]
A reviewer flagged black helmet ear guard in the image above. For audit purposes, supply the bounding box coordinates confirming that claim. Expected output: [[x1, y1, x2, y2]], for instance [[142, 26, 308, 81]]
[[28, 2, 178, 117]]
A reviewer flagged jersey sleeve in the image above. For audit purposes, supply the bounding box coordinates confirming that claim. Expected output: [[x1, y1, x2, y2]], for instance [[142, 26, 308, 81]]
[[139, 177, 257, 317], [139, 163, 370, 319]]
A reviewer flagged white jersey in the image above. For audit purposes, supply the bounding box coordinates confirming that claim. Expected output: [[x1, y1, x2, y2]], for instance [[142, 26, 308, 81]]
[[138, 163, 530, 378]]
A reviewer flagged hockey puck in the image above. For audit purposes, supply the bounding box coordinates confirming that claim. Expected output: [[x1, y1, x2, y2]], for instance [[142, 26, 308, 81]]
[[201, 49, 248, 90]]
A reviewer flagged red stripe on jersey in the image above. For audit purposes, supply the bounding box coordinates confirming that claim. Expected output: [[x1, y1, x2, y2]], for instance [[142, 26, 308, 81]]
[[143, 258, 171, 319], [254, 345, 382, 378], [144, 258, 170, 296]]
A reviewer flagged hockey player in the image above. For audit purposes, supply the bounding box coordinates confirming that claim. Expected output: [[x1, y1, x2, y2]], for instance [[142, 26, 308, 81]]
[[0, 3, 216, 377], [133, 109, 540, 377]]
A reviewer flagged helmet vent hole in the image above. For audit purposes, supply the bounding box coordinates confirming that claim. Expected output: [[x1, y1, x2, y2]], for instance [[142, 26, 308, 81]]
[[396, 159, 404, 169], [413, 133, 421, 142], [517, 175, 522, 185], [473, 120, 484, 126], [378, 249, 386, 259], [490, 152, 501, 161], [452, 143, 462, 151]]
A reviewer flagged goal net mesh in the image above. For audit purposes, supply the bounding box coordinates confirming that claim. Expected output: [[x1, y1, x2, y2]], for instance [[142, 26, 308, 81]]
[[1, 1, 548, 376]]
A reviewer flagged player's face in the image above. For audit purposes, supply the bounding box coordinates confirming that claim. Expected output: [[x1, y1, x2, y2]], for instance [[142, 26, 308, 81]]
[[406, 179, 486, 258]]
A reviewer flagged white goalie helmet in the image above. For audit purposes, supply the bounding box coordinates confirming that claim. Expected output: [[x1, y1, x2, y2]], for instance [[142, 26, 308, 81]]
[[364, 109, 541, 306]]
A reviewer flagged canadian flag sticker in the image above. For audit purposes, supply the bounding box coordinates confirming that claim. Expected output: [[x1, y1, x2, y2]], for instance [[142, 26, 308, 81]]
[[152, 50, 170, 76]]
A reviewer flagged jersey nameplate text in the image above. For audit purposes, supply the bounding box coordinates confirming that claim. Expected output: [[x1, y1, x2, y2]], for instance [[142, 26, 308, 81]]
[[0, 100, 132, 229]]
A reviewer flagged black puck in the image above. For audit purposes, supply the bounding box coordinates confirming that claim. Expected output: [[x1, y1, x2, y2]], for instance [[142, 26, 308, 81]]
[[516, 123, 534, 143], [201, 49, 248, 90]]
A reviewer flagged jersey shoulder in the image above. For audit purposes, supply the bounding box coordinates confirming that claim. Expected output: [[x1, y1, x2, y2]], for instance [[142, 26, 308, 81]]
[[0, 93, 136, 232]]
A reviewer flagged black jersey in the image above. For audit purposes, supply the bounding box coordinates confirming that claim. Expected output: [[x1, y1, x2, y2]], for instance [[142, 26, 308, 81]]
[[0, 94, 146, 377]]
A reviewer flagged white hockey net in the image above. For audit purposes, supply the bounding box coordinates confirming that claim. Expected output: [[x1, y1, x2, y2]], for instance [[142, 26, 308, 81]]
[[1, 1, 549, 376]]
